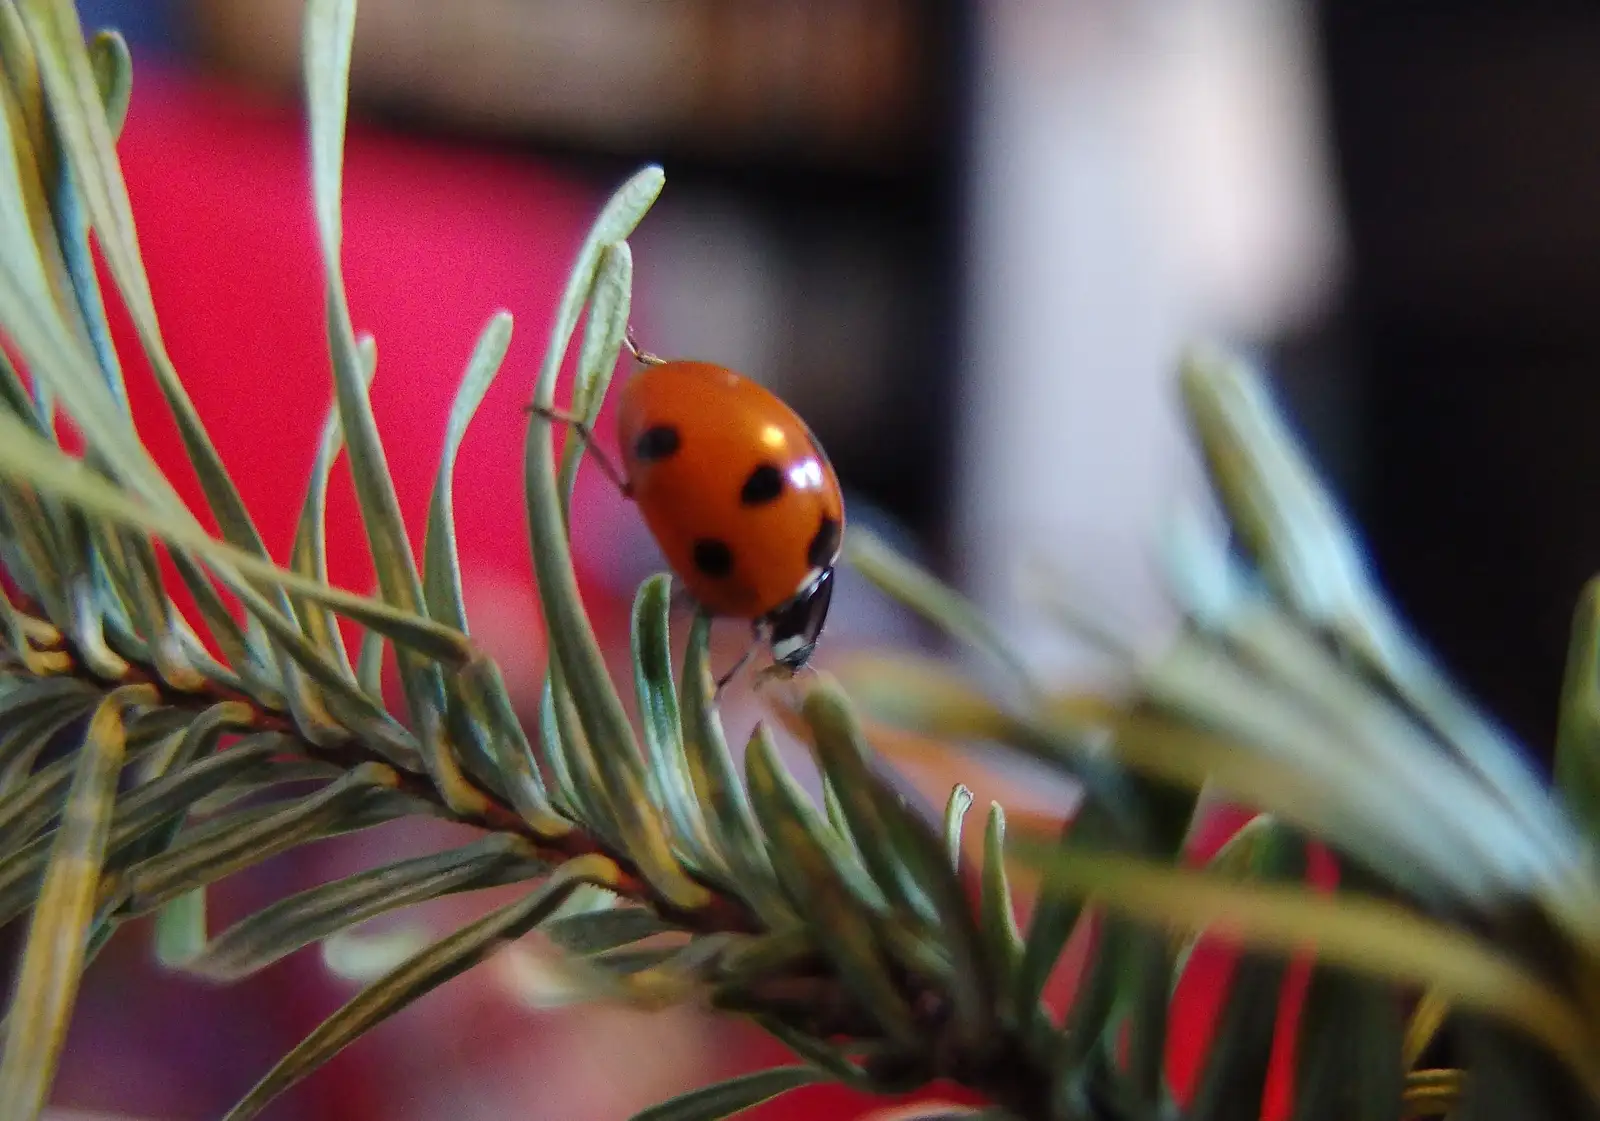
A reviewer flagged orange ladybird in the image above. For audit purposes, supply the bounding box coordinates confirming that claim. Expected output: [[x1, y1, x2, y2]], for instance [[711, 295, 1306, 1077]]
[[531, 335, 845, 686]]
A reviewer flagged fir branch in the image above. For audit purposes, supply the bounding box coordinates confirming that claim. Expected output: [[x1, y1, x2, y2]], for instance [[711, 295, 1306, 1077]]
[[0, 4, 1597, 1121]]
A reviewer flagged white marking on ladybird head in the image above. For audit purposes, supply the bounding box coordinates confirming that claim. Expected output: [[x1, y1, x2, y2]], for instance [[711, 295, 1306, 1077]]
[[794, 567, 823, 597], [771, 634, 810, 662]]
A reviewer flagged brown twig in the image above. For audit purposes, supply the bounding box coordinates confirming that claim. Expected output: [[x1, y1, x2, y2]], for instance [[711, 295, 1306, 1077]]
[[8, 596, 762, 936]]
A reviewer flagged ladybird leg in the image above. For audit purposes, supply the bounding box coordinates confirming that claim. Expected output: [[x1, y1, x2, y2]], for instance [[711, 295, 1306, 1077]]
[[523, 404, 632, 497], [713, 635, 759, 699], [668, 582, 698, 616], [623, 326, 668, 367], [711, 621, 763, 699]]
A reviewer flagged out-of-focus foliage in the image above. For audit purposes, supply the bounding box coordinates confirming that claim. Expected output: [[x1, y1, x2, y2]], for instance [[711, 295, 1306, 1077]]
[[842, 341, 1600, 1120], [0, 3, 1598, 1121]]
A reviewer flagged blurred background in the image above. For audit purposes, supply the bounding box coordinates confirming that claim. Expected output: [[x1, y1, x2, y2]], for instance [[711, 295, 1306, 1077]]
[[43, 0, 1600, 1118]]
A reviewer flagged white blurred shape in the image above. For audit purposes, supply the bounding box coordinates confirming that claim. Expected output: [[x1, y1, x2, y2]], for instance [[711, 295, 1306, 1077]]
[[1129, 0, 1345, 337], [955, 0, 1345, 683]]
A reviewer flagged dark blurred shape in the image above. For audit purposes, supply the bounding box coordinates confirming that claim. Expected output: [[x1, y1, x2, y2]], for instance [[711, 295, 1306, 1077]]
[[188, 0, 938, 170], [1308, 5, 1600, 760]]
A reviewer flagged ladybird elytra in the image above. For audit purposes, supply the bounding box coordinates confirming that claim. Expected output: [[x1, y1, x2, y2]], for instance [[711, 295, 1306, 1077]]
[[529, 346, 845, 684]]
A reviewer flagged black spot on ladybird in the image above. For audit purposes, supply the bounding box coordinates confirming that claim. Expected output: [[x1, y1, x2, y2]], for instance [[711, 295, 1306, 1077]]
[[807, 516, 841, 569], [692, 538, 735, 579], [739, 463, 785, 506], [633, 425, 680, 462]]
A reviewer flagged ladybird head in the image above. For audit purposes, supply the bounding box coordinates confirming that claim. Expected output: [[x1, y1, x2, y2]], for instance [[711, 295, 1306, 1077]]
[[766, 566, 836, 671]]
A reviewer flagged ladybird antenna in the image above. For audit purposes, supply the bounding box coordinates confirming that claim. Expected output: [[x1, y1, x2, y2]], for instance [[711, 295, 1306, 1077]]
[[751, 660, 806, 693]]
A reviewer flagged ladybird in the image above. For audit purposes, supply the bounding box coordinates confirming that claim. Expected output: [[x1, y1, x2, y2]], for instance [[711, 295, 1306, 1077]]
[[529, 333, 845, 688]]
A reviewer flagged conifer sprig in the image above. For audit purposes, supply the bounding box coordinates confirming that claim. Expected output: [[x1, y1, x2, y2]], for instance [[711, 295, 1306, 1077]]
[[0, 4, 1597, 1121]]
